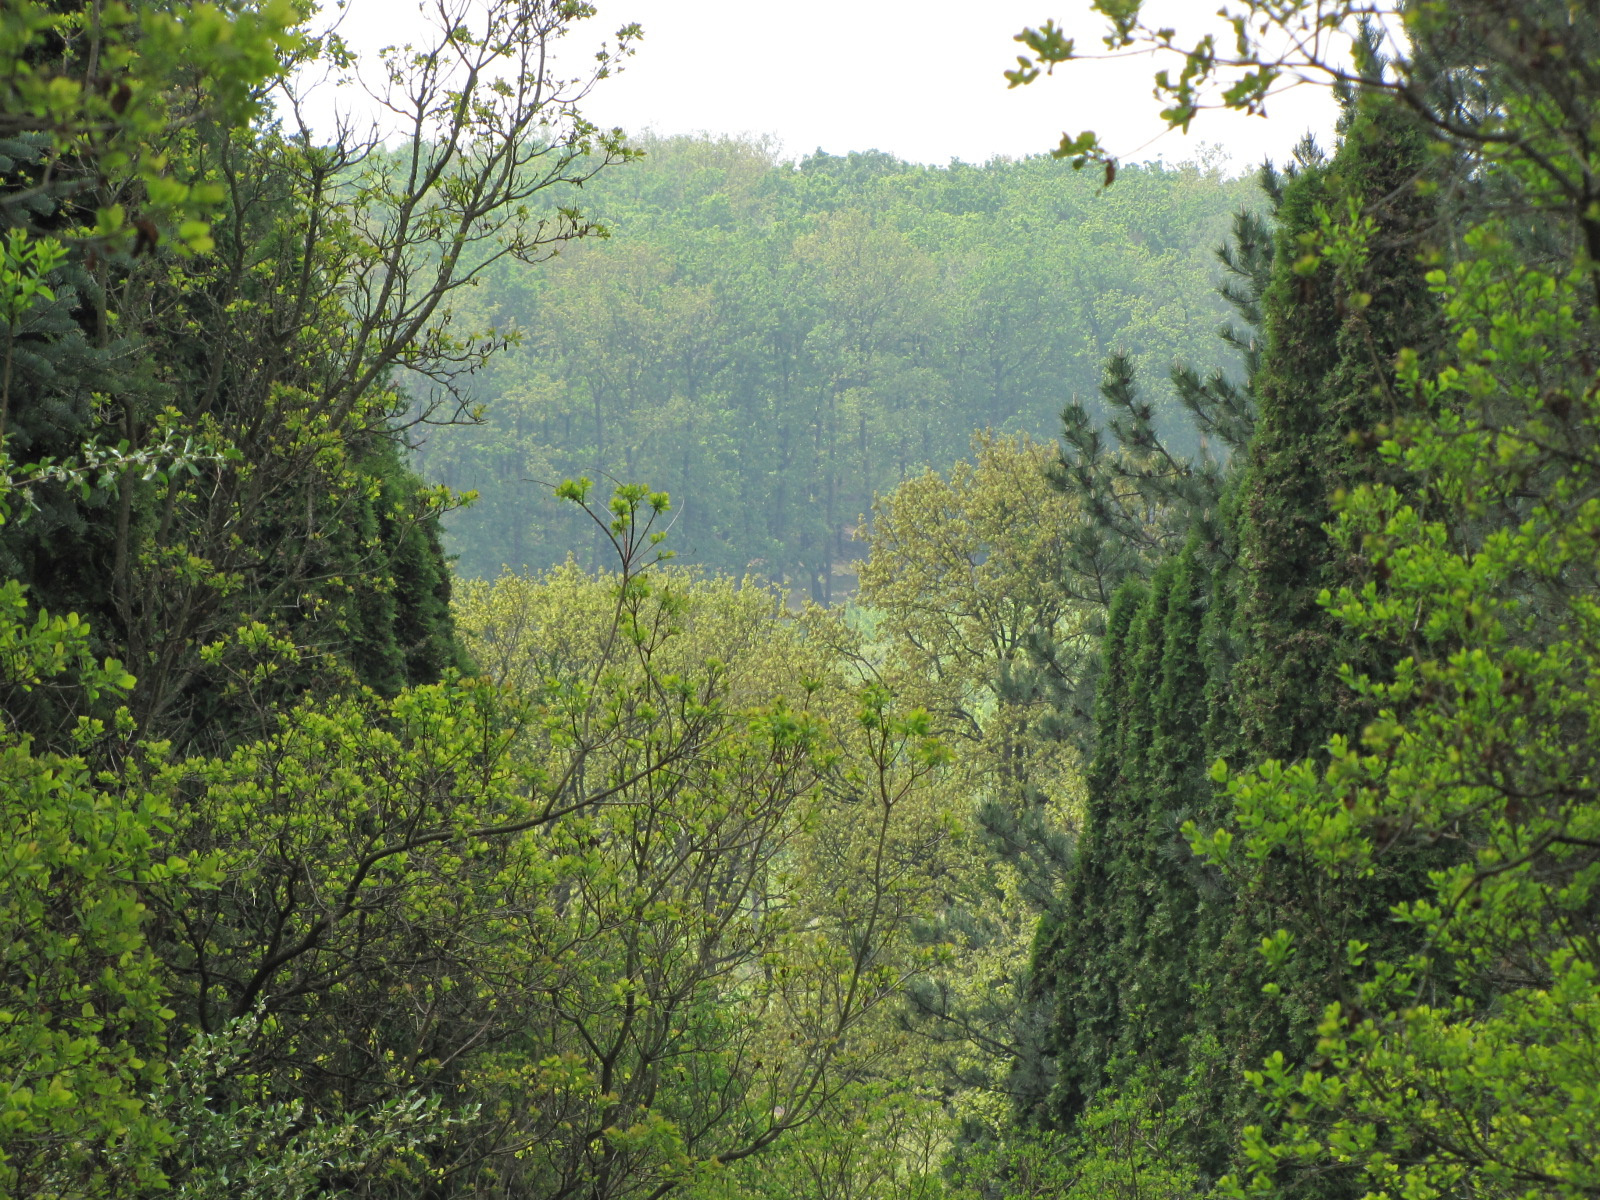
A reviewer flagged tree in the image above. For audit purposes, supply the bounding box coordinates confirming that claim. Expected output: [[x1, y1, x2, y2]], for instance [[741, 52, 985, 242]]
[[1013, 3, 1600, 1197], [0, 0, 299, 253], [1194, 215, 1600, 1200], [856, 431, 1081, 819], [418, 137, 1256, 589], [1008, 0, 1600, 300], [1, 0, 638, 752], [133, 481, 957, 1200], [1016, 80, 1451, 1198], [1018, 185, 1278, 761], [845, 434, 1083, 1144], [689, 1085, 947, 1200], [0, 581, 184, 1198]]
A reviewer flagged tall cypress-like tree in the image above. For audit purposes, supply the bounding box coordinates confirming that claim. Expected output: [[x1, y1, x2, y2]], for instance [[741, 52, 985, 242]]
[[1043, 539, 1217, 1122], [1225, 97, 1442, 767], [1027, 88, 1446, 1192], [1039, 575, 1147, 1127]]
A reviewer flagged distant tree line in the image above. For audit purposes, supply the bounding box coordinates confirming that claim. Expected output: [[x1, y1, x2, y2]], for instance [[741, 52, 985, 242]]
[[419, 136, 1257, 596]]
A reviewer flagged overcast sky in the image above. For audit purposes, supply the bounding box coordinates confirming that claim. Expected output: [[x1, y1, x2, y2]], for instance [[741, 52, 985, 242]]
[[314, 0, 1339, 171]]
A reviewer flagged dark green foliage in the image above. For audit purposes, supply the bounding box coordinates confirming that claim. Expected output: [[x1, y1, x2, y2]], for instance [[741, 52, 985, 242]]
[[1037, 578, 1145, 1125], [1044, 550, 1215, 1123], [0, 146, 138, 655], [1227, 102, 1441, 765], [1036, 545, 1236, 1173], [1026, 92, 1446, 1194], [335, 439, 474, 698], [1, 147, 470, 754]]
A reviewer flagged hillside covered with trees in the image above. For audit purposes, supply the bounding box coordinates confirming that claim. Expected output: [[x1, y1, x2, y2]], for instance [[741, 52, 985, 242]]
[[422, 136, 1257, 595], [2, 2, 1598, 1200]]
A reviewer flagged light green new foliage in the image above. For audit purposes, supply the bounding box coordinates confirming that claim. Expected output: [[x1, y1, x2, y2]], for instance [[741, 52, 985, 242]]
[[449, 495, 962, 1200], [0, 0, 302, 251], [0, 579, 187, 1199], [0, 582, 464, 1200], [155, 490, 810, 1195], [850, 432, 1083, 1131], [456, 561, 806, 711], [689, 1085, 948, 1200]]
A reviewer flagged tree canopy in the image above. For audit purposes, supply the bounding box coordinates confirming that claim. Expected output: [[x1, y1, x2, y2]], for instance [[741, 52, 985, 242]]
[[5, 2, 1599, 1199]]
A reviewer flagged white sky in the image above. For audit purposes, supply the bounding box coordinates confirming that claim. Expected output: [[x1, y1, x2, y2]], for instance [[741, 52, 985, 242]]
[[312, 0, 1341, 171]]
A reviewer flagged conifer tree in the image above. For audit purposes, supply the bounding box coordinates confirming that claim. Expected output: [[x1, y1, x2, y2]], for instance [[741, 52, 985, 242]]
[[1024, 87, 1446, 1195], [1226, 98, 1441, 766]]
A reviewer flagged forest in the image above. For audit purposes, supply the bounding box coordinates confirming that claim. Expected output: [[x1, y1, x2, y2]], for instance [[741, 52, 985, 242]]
[[1, 2, 1597, 1200], [417, 136, 1255, 594]]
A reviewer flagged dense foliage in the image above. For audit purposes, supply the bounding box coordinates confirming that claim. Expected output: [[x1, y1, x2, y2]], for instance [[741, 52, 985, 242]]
[[994, 4, 1600, 1200], [5, 1, 1599, 1199]]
